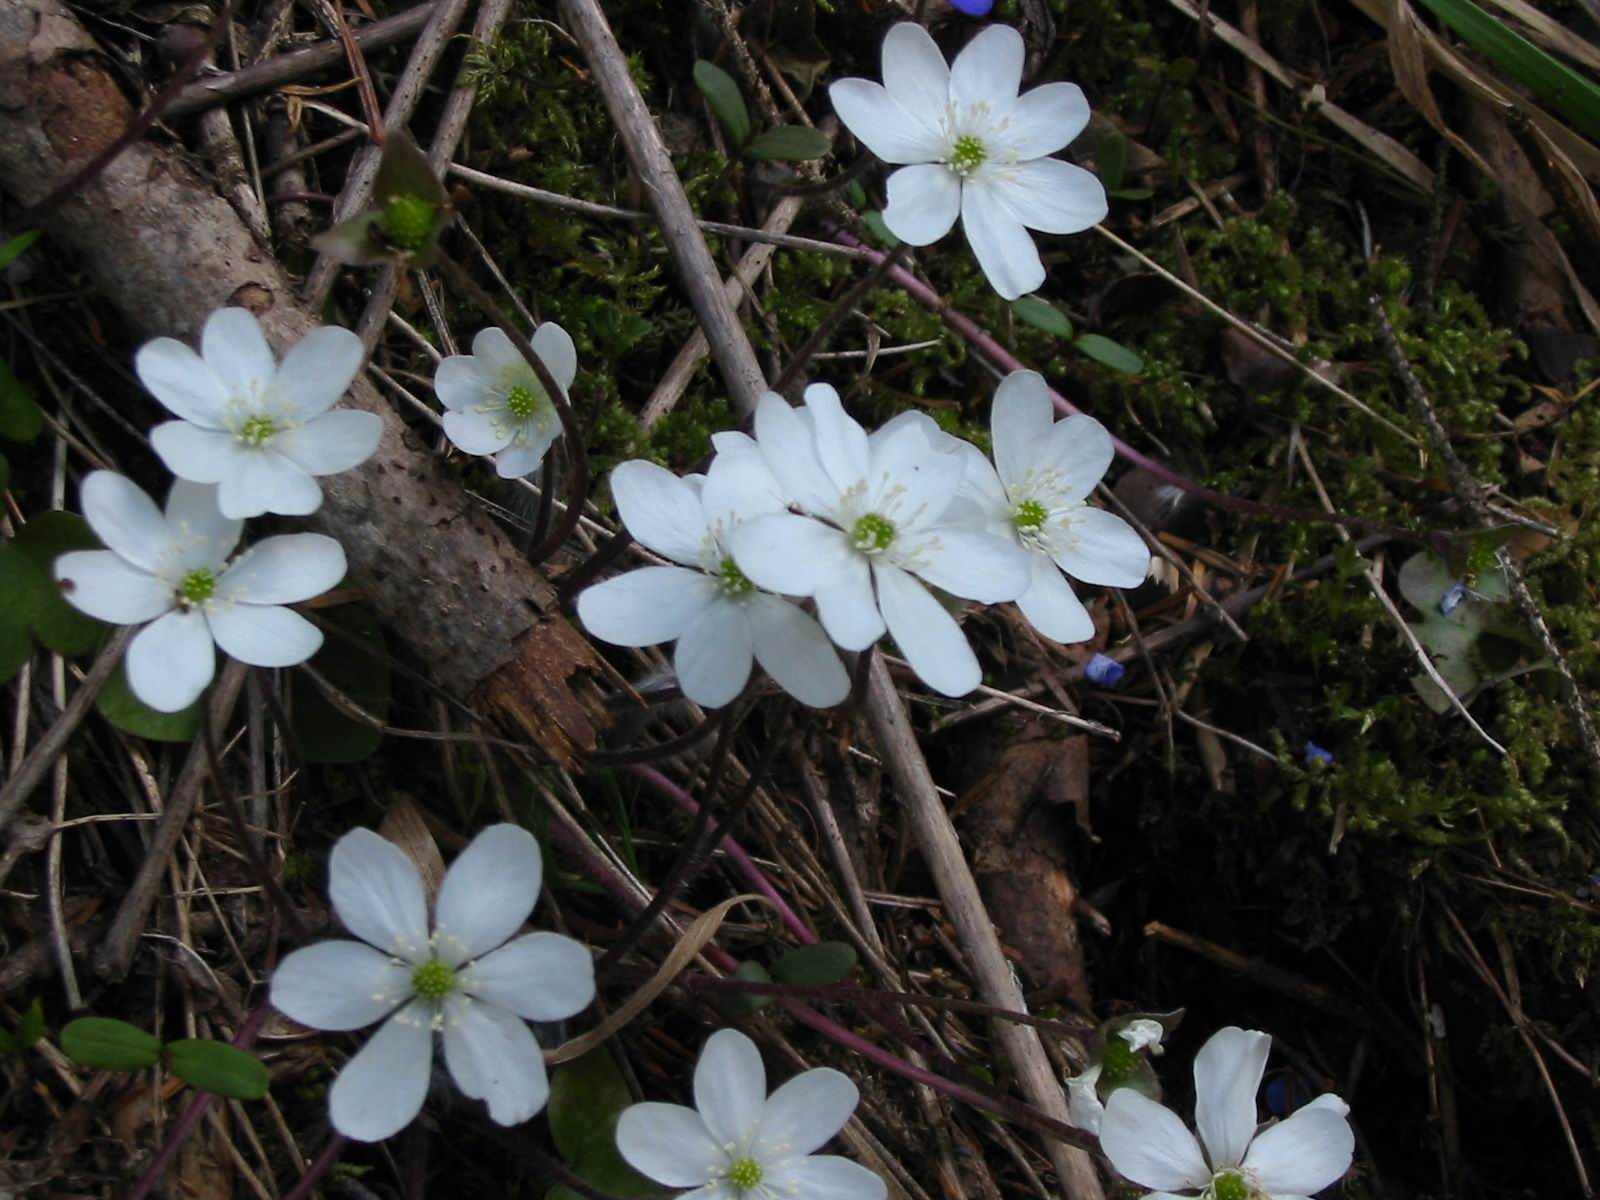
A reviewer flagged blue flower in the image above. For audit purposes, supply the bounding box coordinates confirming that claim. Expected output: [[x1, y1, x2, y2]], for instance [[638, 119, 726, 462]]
[[1085, 653, 1125, 686], [1304, 741, 1334, 767], [948, 0, 997, 13], [1439, 582, 1467, 616]]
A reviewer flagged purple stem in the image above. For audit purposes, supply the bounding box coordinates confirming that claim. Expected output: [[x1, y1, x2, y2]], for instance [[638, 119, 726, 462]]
[[282, 1134, 349, 1200], [628, 764, 817, 945]]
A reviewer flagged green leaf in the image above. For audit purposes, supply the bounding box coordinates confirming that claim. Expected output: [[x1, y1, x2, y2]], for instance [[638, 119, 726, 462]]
[[96, 664, 201, 742], [693, 60, 751, 147], [0, 450, 10, 491], [0, 360, 43, 442], [863, 211, 900, 249], [0, 230, 41, 274], [166, 1040, 270, 1099], [770, 940, 857, 986], [1098, 131, 1128, 192], [288, 605, 390, 763], [546, 1050, 656, 1200], [1110, 187, 1154, 201], [0, 615, 29, 687], [742, 126, 833, 162], [16, 997, 44, 1050], [62, 1017, 162, 1071], [1413, 0, 1600, 143], [1011, 297, 1074, 339], [0, 510, 107, 658], [716, 959, 776, 1018], [1074, 333, 1144, 375]]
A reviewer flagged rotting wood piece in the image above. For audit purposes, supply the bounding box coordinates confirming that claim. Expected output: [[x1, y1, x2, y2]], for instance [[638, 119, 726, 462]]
[[0, 0, 607, 765]]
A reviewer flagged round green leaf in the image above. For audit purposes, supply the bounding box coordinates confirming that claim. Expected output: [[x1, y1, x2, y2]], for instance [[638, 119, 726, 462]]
[[770, 940, 857, 986], [96, 663, 201, 742], [716, 959, 775, 1018], [692, 60, 751, 147], [62, 1017, 162, 1071], [0, 360, 43, 443], [1074, 333, 1144, 375], [165, 1039, 270, 1099], [546, 1050, 655, 1200], [1097, 131, 1128, 192], [0, 510, 107, 655], [1011, 297, 1074, 339], [742, 126, 833, 162], [863, 211, 900, 250]]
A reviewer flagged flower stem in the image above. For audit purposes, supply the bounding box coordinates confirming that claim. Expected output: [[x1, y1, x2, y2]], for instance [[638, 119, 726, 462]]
[[281, 1134, 348, 1200]]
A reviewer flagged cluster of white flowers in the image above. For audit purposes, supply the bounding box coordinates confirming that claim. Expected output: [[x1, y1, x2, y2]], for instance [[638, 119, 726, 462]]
[[55, 307, 379, 710], [579, 370, 1147, 707]]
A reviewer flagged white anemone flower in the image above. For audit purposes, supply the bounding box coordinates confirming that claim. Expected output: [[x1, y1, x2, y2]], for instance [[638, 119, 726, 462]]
[[434, 324, 575, 479], [137, 307, 381, 520], [1066, 1017, 1168, 1134], [830, 23, 1108, 300], [53, 472, 345, 712], [616, 1028, 886, 1200], [954, 371, 1149, 643], [577, 437, 850, 708], [270, 824, 595, 1142], [728, 386, 1030, 698], [1099, 1027, 1356, 1200]]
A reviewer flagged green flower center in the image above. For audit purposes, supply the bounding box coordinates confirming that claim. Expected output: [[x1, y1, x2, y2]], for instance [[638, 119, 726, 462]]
[[238, 415, 277, 446], [411, 960, 457, 1002], [727, 1158, 764, 1189], [851, 513, 896, 553], [718, 557, 755, 597], [1100, 1034, 1138, 1084], [504, 383, 543, 422], [949, 134, 988, 176], [1013, 499, 1049, 531], [179, 568, 218, 606], [1210, 1171, 1254, 1200], [381, 194, 438, 252]]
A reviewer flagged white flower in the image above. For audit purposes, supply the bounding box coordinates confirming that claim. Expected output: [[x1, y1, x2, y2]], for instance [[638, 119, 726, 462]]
[[434, 324, 575, 478], [729, 386, 1030, 698], [1099, 1027, 1356, 1200], [616, 1028, 886, 1200], [137, 307, 381, 519], [269, 824, 595, 1142], [830, 23, 1107, 300], [953, 371, 1148, 643], [54, 472, 345, 712], [577, 438, 850, 708], [1066, 1017, 1169, 1134]]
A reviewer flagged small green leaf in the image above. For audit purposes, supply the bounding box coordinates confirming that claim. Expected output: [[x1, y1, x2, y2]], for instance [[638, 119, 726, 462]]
[[770, 940, 857, 986], [0, 360, 43, 443], [0, 450, 10, 491], [546, 1050, 655, 1200], [16, 997, 44, 1049], [288, 605, 390, 763], [1011, 297, 1074, 339], [0, 230, 40, 274], [693, 61, 751, 147], [96, 664, 201, 742], [863, 211, 900, 249], [166, 1040, 270, 1099], [1098, 131, 1128, 192], [716, 960, 776, 1018], [1074, 333, 1144, 375], [742, 126, 833, 162], [0, 615, 28, 687], [0, 511, 106, 657], [1110, 188, 1154, 201], [62, 1017, 162, 1070]]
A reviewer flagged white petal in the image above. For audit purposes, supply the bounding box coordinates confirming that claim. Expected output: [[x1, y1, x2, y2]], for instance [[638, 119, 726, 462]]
[[440, 996, 549, 1126], [270, 940, 412, 1031], [1066, 1066, 1105, 1133], [764, 1156, 886, 1200], [701, 446, 788, 530], [206, 603, 322, 667], [163, 479, 242, 569], [217, 533, 346, 604], [80, 472, 174, 574], [911, 527, 1030, 603], [531, 322, 578, 392], [868, 425, 964, 532], [1304, 1093, 1350, 1116], [275, 410, 384, 475], [694, 1028, 766, 1149], [615, 1102, 722, 1187], [1241, 1104, 1354, 1195], [1099, 1089, 1212, 1191], [432, 823, 543, 967], [747, 595, 851, 708], [464, 932, 594, 1020], [216, 452, 323, 519], [444, 408, 514, 455], [53, 551, 171, 624], [814, 557, 885, 651], [202, 307, 277, 399], [754, 1067, 858, 1159], [1007, 82, 1092, 160], [828, 79, 944, 165], [754, 391, 840, 517], [1036, 412, 1115, 505], [275, 325, 365, 420], [950, 24, 1023, 110], [578, 567, 718, 647], [150, 421, 241, 485], [674, 600, 754, 708], [612, 460, 711, 566], [961, 180, 1045, 301], [993, 158, 1108, 235], [127, 609, 214, 712], [874, 563, 979, 696], [329, 1003, 433, 1141], [329, 828, 430, 960], [804, 384, 871, 496], [494, 441, 554, 480], [471, 325, 524, 375], [434, 356, 495, 413], [953, 441, 1013, 527], [882, 22, 950, 109], [992, 370, 1057, 489], [134, 337, 230, 427], [883, 165, 963, 246], [730, 513, 855, 599], [1194, 1027, 1272, 1171], [1053, 507, 1150, 587], [1015, 554, 1094, 644]]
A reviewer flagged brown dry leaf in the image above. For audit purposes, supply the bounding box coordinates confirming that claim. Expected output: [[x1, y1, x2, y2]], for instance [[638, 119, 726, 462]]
[[172, 1108, 234, 1200], [378, 792, 446, 898]]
